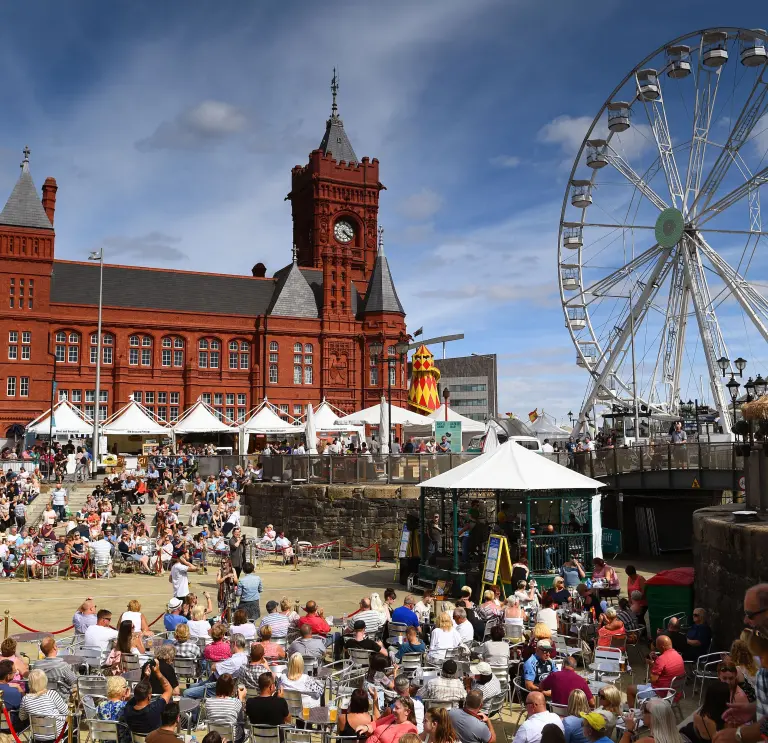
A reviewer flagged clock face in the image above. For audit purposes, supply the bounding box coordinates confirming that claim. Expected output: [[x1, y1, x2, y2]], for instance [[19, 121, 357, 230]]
[[334, 219, 355, 243]]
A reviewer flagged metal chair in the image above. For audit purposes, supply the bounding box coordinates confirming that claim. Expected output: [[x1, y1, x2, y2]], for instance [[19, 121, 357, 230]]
[[692, 653, 727, 701], [549, 702, 569, 717], [423, 699, 458, 711], [82, 695, 100, 720], [482, 619, 499, 642], [88, 720, 131, 743], [387, 622, 408, 645], [399, 652, 424, 678], [130, 731, 148, 743], [662, 612, 689, 630], [280, 727, 313, 743], [30, 716, 67, 743], [282, 689, 305, 720], [347, 647, 376, 667], [80, 647, 105, 673], [668, 675, 686, 720], [206, 723, 238, 743], [504, 623, 525, 643], [122, 653, 141, 672], [78, 675, 109, 700], [250, 725, 281, 743], [301, 655, 319, 676], [486, 693, 509, 743], [512, 676, 530, 725]]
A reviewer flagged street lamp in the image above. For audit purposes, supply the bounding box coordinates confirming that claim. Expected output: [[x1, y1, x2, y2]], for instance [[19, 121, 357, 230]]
[[369, 340, 409, 451], [754, 374, 767, 398], [88, 249, 104, 476], [734, 357, 747, 377], [727, 377, 741, 440], [568, 411, 576, 428]]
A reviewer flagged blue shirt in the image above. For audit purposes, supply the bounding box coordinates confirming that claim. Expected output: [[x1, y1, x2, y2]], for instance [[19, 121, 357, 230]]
[[559, 565, 582, 587], [0, 683, 22, 710], [563, 716, 589, 743], [686, 623, 712, 656], [237, 573, 263, 602], [523, 654, 553, 683], [163, 613, 188, 632], [391, 606, 420, 627], [396, 640, 426, 661]]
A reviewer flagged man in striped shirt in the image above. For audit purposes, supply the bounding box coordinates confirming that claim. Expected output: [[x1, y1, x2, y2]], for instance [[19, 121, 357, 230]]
[[347, 597, 382, 634], [259, 601, 290, 638], [34, 637, 77, 700]]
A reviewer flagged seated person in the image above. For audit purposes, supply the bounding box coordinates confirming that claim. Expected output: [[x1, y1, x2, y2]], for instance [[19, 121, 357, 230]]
[[684, 608, 713, 662], [394, 626, 426, 662], [596, 607, 625, 648], [523, 640, 555, 693], [627, 635, 684, 707]]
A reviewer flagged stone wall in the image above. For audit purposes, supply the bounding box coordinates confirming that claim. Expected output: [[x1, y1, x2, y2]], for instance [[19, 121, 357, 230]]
[[692, 503, 768, 648], [243, 483, 421, 557]]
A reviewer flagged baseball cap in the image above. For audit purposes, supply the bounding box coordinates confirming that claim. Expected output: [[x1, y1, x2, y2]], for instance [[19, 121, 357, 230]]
[[580, 711, 614, 732], [442, 659, 458, 677], [537, 640, 553, 651], [475, 662, 492, 675], [167, 598, 183, 610], [353, 619, 366, 631]]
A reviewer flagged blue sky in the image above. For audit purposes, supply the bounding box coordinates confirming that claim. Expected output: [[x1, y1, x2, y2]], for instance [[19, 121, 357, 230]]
[[1, 1, 767, 424]]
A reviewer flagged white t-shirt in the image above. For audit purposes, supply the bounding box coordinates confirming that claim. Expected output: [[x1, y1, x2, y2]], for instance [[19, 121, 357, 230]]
[[42, 509, 56, 526], [429, 627, 462, 652], [84, 624, 119, 651], [455, 620, 474, 645], [51, 487, 68, 506], [537, 607, 559, 633], [120, 611, 143, 634], [92, 540, 113, 563], [230, 622, 257, 640], [170, 562, 189, 598], [187, 620, 211, 639], [513, 711, 563, 743]]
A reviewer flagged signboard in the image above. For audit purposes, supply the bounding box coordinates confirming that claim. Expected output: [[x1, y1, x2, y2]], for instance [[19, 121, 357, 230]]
[[480, 533, 513, 597], [435, 579, 453, 597], [397, 524, 411, 559], [738, 475, 746, 491], [601, 528, 622, 556], [435, 420, 462, 452]]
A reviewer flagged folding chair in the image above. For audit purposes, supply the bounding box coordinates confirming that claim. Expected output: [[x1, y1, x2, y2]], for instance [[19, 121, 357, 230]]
[[399, 652, 425, 678], [486, 693, 508, 743], [482, 619, 499, 642], [79, 647, 105, 674], [174, 657, 200, 688], [250, 725, 281, 743], [347, 647, 376, 667], [281, 689, 305, 720], [30, 716, 66, 743], [206, 723, 238, 743], [78, 675, 108, 700], [423, 699, 458, 711], [301, 655, 319, 676], [504, 623, 525, 643], [280, 727, 313, 743], [692, 652, 728, 701], [549, 702, 569, 717], [88, 720, 131, 743]]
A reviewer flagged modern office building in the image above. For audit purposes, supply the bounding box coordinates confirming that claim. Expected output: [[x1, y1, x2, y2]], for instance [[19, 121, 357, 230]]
[[434, 354, 497, 422]]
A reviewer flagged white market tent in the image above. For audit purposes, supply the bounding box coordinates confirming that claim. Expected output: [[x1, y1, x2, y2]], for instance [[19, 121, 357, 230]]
[[408, 404, 485, 449], [101, 398, 171, 454], [307, 398, 365, 440], [335, 402, 434, 428], [172, 399, 238, 434], [420, 439, 605, 558], [530, 411, 571, 442], [26, 399, 94, 437], [240, 399, 304, 454]]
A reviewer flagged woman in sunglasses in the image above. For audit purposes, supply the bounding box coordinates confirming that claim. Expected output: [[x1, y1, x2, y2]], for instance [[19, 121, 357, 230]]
[[717, 665, 752, 726]]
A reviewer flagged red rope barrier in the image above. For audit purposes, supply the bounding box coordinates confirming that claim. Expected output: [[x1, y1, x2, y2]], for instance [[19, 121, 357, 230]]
[[147, 612, 165, 628], [10, 618, 74, 635], [3, 706, 69, 743], [67, 554, 90, 575], [28, 553, 67, 567]]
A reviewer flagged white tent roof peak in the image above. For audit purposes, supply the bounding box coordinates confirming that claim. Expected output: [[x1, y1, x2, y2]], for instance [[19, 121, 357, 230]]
[[172, 399, 238, 433], [102, 399, 170, 435], [241, 398, 305, 434], [26, 399, 94, 436], [419, 439, 604, 491], [426, 405, 486, 433], [335, 403, 434, 427]]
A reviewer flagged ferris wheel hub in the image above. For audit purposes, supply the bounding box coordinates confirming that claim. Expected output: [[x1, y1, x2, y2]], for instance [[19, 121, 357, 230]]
[[655, 208, 685, 248]]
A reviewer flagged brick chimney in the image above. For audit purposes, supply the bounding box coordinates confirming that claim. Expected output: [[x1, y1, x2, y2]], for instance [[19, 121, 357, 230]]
[[42, 177, 58, 225]]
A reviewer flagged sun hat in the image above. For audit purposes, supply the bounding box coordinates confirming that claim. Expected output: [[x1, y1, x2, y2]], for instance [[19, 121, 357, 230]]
[[475, 661, 493, 675], [580, 711, 614, 731], [167, 598, 183, 610]]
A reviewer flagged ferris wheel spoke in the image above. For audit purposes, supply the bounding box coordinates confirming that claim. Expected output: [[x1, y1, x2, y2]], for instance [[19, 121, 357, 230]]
[[580, 246, 674, 417], [680, 236, 732, 432], [695, 227, 768, 235], [693, 233, 768, 337], [603, 145, 668, 211], [581, 244, 665, 299], [695, 164, 768, 226], [580, 222, 656, 230], [689, 67, 768, 216], [634, 76, 685, 208]]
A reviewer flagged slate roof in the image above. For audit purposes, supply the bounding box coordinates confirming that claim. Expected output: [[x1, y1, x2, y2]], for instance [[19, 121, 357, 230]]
[[50, 261, 276, 316], [319, 115, 358, 164], [362, 249, 405, 315], [0, 165, 53, 230], [268, 261, 319, 318]]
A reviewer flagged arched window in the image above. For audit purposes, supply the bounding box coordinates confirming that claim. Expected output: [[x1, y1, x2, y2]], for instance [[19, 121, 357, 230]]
[[294, 343, 302, 353], [198, 338, 220, 369], [55, 330, 79, 363], [229, 339, 250, 370], [268, 341, 278, 383], [162, 336, 184, 367], [388, 345, 396, 386], [140, 336, 153, 366], [90, 332, 113, 364]]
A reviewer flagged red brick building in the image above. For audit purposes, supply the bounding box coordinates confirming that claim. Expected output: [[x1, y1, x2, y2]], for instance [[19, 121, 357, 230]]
[[0, 89, 408, 434]]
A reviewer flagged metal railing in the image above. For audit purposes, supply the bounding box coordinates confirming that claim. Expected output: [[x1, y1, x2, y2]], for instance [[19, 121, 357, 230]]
[[193, 443, 745, 486], [528, 533, 592, 574]]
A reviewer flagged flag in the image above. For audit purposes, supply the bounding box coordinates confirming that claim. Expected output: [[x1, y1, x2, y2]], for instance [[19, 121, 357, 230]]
[[413, 327, 423, 337], [529, 409, 538, 423]]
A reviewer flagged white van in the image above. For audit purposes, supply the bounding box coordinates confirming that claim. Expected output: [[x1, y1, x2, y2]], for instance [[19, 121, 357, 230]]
[[509, 436, 544, 453]]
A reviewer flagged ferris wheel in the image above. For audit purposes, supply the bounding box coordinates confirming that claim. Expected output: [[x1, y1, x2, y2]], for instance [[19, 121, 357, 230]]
[[558, 27, 768, 436]]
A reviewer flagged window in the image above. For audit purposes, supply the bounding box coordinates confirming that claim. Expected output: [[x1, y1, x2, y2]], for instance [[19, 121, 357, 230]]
[[240, 352, 249, 369], [9, 278, 14, 308], [85, 405, 95, 419], [214, 393, 223, 406], [9, 331, 17, 343], [170, 406, 179, 421], [170, 392, 179, 404], [452, 398, 488, 407], [389, 365, 396, 386], [237, 393, 246, 406], [8, 345, 16, 360], [198, 338, 219, 368], [199, 339, 208, 350], [158, 392, 167, 404], [162, 349, 171, 366], [370, 359, 378, 386], [293, 404, 302, 415], [90, 346, 97, 364], [294, 365, 302, 384], [228, 339, 249, 369], [198, 351, 208, 368], [226, 407, 235, 421], [279, 404, 289, 420], [6, 377, 15, 396], [129, 348, 139, 365], [269, 341, 278, 352], [269, 365, 278, 383], [129, 335, 139, 347], [71, 390, 82, 403], [226, 393, 234, 405], [269, 352, 278, 363], [87, 333, 111, 364], [103, 347, 112, 364], [21, 345, 30, 360], [133, 391, 142, 403], [55, 331, 65, 343], [59, 389, 68, 401], [99, 406, 107, 422], [99, 390, 108, 402], [19, 377, 28, 396], [145, 391, 154, 404], [141, 348, 151, 366], [174, 350, 183, 367], [215, 408, 223, 420], [68, 344, 78, 363], [304, 365, 313, 384], [446, 383, 487, 392], [21, 331, 30, 344], [56, 331, 79, 363], [104, 334, 113, 345], [141, 336, 152, 347], [229, 351, 238, 369], [210, 351, 219, 368], [237, 408, 246, 422], [210, 340, 219, 350], [294, 343, 302, 353], [202, 393, 211, 405], [294, 353, 302, 364], [174, 338, 184, 349], [158, 406, 167, 421], [85, 390, 95, 402], [229, 341, 238, 352], [305, 344, 312, 354], [162, 338, 172, 348], [55, 345, 65, 362]]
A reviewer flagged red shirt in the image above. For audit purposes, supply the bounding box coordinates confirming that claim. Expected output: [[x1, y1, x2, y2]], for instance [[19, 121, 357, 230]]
[[539, 668, 594, 706], [651, 648, 684, 693], [627, 574, 647, 607], [204, 640, 232, 662], [297, 613, 331, 636]]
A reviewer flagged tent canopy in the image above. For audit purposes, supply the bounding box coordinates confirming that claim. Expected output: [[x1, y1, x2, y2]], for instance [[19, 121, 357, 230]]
[[172, 399, 238, 434], [530, 412, 570, 441], [241, 399, 305, 434], [310, 399, 363, 433], [102, 399, 170, 436], [336, 403, 434, 428], [27, 399, 94, 437], [426, 405, 485, 433], [419, 439, 604, 491]]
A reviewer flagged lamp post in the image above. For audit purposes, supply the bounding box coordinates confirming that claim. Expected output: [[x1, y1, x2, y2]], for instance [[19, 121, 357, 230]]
[[369, 340, 409, 451], [568, 411, 576, 429], [727, 377, 741, 440], [88, 249, 104, 476]]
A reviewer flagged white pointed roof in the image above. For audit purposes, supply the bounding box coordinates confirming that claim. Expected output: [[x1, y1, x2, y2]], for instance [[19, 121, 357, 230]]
[[335, 402, 434, 427], [419, 439, 604, 491], [26, 399, 94, 437], [172, 399, 237, 434], [241, 399, 305, 434], [102, 399, 170, 435], [310, 399, 359, 432], [530, 412, 571, 440], [426, 404, 486, 433]]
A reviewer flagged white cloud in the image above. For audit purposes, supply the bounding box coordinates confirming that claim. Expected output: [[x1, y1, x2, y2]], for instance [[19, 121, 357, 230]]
[[136, 100, 248, 151], [490, 155, 521, 168], [98, 231, 187, 262], [398, 188, 443, 221], [537, 115, 594, 157]]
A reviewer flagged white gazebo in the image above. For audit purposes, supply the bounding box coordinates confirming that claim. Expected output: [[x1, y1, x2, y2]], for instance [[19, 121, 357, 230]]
[[26, 399, 94, 438], [335, 402, 434, 428], [240, 399, 305, 454], [101, 398, 171, 454], [304, 398, 364, 441], [172, 399, 239, 435], [530, 411, 571, 442]]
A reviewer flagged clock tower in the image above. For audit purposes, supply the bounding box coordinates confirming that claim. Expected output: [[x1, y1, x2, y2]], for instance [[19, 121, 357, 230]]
[[287, 70, 385, 285]]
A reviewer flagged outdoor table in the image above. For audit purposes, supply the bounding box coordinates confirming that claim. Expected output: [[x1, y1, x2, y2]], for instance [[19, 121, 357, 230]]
[[304, 707, 335, 726], [587, 679, 610, 694], [10, 631, 49, 642], [60, 655, 88, 666], [121, 669, 143, 682], [176, 697, 201, 735]]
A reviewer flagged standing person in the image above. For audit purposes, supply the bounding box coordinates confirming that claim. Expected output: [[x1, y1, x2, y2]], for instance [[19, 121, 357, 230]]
[[217, 556, 239, 618], [236, 562, 262, 621], [170, 548, 199, 600], [50, 481, 68, 524], [427, 513, 442, 564], [229, 527, 245, 577], [670, 421, 688, 468]]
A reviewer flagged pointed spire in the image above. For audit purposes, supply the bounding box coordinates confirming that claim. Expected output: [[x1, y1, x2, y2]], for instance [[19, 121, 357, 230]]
[[21, 146, 30, 173], [377, 226, 385, 256], [292, 242, 298, 264], [331, 67, 339, 117], [0, 145, 54, 230], [362, 226, 405, 315]]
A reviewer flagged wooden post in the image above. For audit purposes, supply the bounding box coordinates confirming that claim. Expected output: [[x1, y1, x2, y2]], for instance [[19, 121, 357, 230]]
[[338, 538, 342, 570]]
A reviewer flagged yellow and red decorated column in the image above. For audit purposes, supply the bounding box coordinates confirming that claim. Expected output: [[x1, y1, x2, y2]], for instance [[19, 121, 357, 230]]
[[408, 344, 441, 414]]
